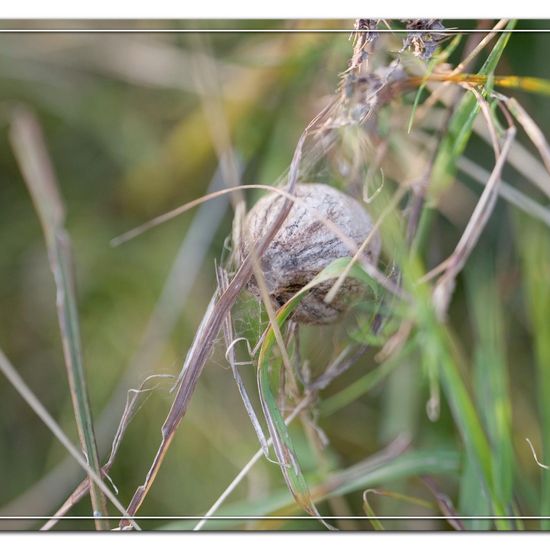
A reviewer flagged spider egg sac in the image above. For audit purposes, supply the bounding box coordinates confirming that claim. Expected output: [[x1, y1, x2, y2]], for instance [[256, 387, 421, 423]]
[[240, 183, 381, 324]]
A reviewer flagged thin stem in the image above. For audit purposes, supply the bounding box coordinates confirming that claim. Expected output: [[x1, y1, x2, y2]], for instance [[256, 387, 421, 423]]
[[9, 108, 109, 529]]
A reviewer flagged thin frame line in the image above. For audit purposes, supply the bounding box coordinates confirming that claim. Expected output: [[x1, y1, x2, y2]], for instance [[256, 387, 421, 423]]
[[1, 29, 550, 34], [2, 515, 550, 520]]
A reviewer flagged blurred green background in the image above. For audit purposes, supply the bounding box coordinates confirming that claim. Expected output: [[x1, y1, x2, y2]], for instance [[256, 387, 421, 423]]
[[1, 20, 550, 531]]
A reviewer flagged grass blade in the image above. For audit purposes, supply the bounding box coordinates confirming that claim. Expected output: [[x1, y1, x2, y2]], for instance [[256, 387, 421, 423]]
[[457, 157, 550, 228], [415, 302, 509, 526], [517, 216, 550, 528], [429, 20, 516, 200], [362, 491, 386, 530], [466, 256, 514, 508], [400, 249, 511, 528], [506, 97, 550, 195], [41, 374, 174, 530], [407, 33, 463, 134], [459, 451, 491, 530], [256, 258, 379, 525], [9, 107, 109, 529], [217, 266, 270, 457]]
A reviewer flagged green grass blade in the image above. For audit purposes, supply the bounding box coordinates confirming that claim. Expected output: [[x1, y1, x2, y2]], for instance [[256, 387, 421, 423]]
[[363, 488, 435, 530], [458, 451, 491, 530], [516, 216, 550, 529], [257, 257, 377, 524], [429, 20, 516, 201], [9, 108, 109, 529], [361, 174, 509, 525], [401, 252, 510, 528], [396, 23, 517, 526], [416, 311, 509, 526], [466, 256, 514, 507], [363, 495, 385, 530]]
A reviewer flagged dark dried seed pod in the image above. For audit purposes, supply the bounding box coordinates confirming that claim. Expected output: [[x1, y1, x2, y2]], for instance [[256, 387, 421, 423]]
[[240, 183, 381, 324]]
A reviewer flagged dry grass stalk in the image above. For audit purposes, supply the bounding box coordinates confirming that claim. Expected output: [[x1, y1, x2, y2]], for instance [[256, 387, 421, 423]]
[[433, 126, 516, 318], [0, 348, 139, 530], [9, 107, 110, 529]]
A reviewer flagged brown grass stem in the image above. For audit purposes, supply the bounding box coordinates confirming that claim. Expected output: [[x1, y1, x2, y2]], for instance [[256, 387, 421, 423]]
[[9, 107, 110, 529], [0, 348, 139, 530]]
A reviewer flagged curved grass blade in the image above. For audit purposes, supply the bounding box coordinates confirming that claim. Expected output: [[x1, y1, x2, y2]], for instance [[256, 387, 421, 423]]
[[257, 258, 376, 527]]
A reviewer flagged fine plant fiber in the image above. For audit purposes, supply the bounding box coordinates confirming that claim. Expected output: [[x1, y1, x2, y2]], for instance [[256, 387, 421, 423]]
[[217, 265, 270, 457], [41, 373, 175, 531]]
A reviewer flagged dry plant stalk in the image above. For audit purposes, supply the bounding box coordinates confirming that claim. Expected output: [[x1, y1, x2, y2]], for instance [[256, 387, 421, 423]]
[[9, 107, 110, 530], [41, 374, 174, 531], [0, 347, 139, 530]]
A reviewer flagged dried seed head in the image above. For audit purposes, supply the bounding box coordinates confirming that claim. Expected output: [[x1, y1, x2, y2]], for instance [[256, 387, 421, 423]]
[[240, 183, 381, 324]]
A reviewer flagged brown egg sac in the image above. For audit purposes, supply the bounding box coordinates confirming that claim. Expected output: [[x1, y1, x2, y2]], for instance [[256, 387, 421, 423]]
[[240, 183, 381, 324]]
